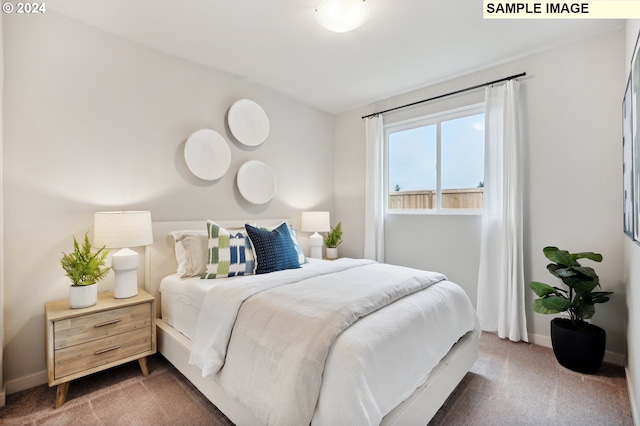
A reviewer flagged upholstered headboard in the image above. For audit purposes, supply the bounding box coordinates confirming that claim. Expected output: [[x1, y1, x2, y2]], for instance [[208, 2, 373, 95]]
[[143, 219, 297, 306]]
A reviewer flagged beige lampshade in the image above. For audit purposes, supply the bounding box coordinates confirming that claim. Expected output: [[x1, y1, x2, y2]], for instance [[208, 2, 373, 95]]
[[93, 211, 153, 248], [301, 211, 331, 233]]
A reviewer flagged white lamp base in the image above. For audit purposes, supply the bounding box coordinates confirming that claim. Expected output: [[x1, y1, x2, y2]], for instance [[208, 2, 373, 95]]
[[309, 232, 323, 259], [111, 247, 139, 298]]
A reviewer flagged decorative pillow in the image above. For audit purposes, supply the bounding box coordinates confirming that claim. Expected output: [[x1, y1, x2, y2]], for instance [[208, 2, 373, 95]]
[[245, 222, 301, 274], [170, 230, 208, 278], [286, 225, 307, 265], [201, 221, 255, 279], [262, 222, 307, 266]]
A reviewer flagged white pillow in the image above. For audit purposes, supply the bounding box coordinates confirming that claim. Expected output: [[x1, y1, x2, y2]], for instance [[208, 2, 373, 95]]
[[170, 230, 208, 278]]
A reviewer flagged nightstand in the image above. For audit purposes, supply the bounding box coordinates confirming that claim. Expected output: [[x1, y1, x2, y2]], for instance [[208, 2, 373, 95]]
[[45, 289, 156, 408]]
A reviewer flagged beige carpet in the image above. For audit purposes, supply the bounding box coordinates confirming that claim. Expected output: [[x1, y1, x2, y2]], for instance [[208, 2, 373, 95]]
[[430, 333, 632, 425], [0, 333, 632, 425]]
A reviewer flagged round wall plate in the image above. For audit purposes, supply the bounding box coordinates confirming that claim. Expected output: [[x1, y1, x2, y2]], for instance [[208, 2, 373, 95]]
[[184, 129, 231, 181], [228, 99, 270, 146], [237, 160, 276, 204]]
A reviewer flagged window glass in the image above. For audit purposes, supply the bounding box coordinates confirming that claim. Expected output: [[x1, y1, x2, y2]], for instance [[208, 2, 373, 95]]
[[386, 105, 484, 213], [388, 125, 437, 209], [441, 113, 485, 209]]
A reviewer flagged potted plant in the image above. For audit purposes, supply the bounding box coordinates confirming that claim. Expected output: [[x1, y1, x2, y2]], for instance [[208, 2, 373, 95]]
[[60, 233, 111, 308], [529, 246, 613, 374], [323, 222, 343, 259]]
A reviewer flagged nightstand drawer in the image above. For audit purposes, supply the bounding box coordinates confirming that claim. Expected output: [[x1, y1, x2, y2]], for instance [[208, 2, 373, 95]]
[[54, 326, 152, 379], [53, 303, 151, 350], [45, 290, 156, 408]]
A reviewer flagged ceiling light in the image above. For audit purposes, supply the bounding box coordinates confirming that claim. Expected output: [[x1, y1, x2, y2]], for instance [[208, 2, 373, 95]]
[[315, 0, 370, 33]]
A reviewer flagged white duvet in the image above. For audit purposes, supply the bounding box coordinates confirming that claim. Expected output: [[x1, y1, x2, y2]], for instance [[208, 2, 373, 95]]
[[178, 259, 479, 426]]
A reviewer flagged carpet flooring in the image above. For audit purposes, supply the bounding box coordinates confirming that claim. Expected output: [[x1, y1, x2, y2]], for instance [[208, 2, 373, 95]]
[[0, 333, 633, 425]]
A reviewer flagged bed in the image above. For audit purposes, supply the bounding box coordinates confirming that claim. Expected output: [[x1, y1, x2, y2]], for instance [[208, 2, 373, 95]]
[[144, 219, 480, 426]]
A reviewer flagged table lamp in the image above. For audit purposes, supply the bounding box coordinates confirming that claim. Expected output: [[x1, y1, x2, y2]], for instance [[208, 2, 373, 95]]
[[93, 211, 153, 298], [301, 211, 330, 259]]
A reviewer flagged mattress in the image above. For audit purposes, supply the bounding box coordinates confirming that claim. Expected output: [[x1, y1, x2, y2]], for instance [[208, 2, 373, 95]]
[[160, 273, 231, 340], [159, 259, 479, 425], [159, 259, 323, 340]]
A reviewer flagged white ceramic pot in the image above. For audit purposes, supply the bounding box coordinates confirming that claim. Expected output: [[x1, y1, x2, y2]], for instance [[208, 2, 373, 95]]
[[69, 283, 98, 309], [326, 247, 339, 259]]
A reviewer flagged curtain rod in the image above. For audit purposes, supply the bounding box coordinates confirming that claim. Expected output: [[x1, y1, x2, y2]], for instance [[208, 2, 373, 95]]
[[361, 72, 527, 120]]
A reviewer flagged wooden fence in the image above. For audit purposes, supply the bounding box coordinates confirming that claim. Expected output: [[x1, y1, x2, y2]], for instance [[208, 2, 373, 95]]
[[388, 188, 484, 210]]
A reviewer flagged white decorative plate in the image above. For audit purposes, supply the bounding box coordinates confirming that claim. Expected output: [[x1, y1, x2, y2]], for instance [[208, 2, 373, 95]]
[[237, 160, 277, 204], [228, 99, 270, 146], [184, 129, 231, 181]]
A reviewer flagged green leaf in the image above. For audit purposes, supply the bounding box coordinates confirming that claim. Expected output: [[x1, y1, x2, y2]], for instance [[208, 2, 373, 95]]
[[322, 222, 343, 248], [590, 292, 613, 304], [570, 252, 603, 263], [532, 299, 552, 314], [60, 233, 111, 286], [541, 296, 571, 312], [572, 266, 598, 280], [532, 296, 571, 314], [534, 246, 611, 320], [572, 279, 598, 295], [529, 282, 562, 297], [543, 246, 571, 266], [552, 266, 578, 278], [575, 300, 595, 319]]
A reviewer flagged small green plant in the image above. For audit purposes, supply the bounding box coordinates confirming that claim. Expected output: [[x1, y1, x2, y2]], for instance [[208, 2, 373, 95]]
[[529, 246, 612, 323], [60, 233, 111, 286], [322, 222, 343, 248]]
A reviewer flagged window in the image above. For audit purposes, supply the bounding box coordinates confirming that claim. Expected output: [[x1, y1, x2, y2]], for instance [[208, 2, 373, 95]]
[[386, 104, 485, 213]]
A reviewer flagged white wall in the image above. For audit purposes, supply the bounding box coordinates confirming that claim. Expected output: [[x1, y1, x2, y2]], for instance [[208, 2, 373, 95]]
[[335, 29, 626, 358], [0, 13, 5, 406], [624, 19, 640, 423], [2, 12, 334, 392]]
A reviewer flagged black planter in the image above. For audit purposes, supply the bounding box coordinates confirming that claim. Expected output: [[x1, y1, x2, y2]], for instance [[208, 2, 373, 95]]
[[550, 318, 606, 374]]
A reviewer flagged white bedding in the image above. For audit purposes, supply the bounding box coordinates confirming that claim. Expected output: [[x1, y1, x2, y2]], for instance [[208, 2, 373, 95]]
[[159, 259, 323, 340], [160, 259, 479, 426], [160, 274, 232, 340]]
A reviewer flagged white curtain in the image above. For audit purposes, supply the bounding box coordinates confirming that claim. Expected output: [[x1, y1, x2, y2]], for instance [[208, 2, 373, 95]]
[[364, 115, 384, 262], [476, 80, 528, 342]]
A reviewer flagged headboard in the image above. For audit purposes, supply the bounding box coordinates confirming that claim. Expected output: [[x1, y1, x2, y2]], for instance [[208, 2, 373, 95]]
[[143, 219, 297, 308]]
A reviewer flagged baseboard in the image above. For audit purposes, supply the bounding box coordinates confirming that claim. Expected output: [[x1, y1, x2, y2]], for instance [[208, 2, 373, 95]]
[[5, 370, 47, 396], [528, 332, 625, 366], [625, 366, 639, 425]]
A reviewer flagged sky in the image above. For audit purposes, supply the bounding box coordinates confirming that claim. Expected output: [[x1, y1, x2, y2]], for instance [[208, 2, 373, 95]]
[[388, 113, 485, 192]]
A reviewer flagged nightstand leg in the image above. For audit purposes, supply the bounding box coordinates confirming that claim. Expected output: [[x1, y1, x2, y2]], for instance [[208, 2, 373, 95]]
[[138, 356, 150, 376], [55, 382, 69, 409]]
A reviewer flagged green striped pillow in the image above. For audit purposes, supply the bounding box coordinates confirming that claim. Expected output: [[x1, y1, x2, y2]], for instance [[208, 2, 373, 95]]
[[201, 221, 255, 279]]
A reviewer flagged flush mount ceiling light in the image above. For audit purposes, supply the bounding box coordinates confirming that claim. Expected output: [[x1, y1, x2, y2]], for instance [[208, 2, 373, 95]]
[[315, 0, 370, 33]]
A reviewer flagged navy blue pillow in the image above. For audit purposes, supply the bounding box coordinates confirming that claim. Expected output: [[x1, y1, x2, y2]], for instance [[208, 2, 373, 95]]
[[245, 223, 301, 274]]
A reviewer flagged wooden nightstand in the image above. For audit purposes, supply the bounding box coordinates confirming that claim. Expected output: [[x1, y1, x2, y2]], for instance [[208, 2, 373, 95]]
[[45, 289, 156, 408]]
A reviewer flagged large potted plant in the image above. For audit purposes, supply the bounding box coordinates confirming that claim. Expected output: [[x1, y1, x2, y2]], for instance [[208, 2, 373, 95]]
[[60, 233, 111, 308], [323, 222, 343, 259], [529, 246, 613, 374]]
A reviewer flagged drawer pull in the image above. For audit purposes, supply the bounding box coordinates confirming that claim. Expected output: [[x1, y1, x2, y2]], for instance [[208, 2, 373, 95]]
[[94, 345, 121, 355], [94, 319, 121, 328]]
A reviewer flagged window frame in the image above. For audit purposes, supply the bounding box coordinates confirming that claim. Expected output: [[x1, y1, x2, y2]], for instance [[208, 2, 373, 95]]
[[384, 103, 485, 215]]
